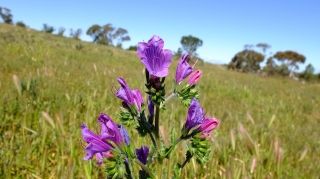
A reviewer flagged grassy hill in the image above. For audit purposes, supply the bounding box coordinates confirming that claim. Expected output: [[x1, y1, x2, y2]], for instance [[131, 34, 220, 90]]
[[1, 23, 320, 178]]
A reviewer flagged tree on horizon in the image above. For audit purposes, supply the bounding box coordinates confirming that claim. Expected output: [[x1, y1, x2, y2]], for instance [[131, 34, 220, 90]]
[[273, 51, 306, 73], [86, 24, 130, 47], [180, 35, 203, 60], [227, 49, 264, 73], [0, 6, 13, 24]]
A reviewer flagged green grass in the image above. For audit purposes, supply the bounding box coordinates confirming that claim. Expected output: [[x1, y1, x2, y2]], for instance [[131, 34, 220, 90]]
[[1, 23, 320, 178]]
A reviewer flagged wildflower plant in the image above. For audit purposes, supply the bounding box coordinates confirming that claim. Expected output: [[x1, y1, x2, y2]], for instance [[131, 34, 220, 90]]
[[81, 35, 220, 179]]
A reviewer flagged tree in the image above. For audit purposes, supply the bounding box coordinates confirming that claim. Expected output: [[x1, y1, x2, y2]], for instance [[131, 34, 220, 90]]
[[86, 24, 130, 46], [127, 45, 137, 51], [16, 21, 26, 28], [256, 43, 271, 54], [302, 64, 315, 81], [273, 51, 306, 72], [265, 56, 276, 75], [180, 35, 203, 58], [227, 49, 264, 73], [0, 6, 13, 24], [174, 47, 183, 57], [57, 27, 66, 36], [70, 28, 82, 40], [113, 27, 130, 47], [42, 24, 55, 33], [86, 24, 103, 42]]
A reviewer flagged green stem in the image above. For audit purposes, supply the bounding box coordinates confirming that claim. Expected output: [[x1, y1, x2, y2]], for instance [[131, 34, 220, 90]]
[[134, 159, 157, 179], [181, 151, 193, 169], [148, 132, 157, 149], [154, 105, 163, 178], [157, 161, 163, 179], [164, 93, 177, 104], [174, 137, 183, 145], [181, 157, 191, 169], [124, 159, 133, 179], [154, 106, 160, 146]]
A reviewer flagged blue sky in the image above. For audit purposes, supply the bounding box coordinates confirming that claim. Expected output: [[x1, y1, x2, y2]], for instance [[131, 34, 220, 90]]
[[2, 0, 320, 73]]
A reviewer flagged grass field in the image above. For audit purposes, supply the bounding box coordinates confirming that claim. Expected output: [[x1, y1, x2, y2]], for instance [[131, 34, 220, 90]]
[[1, 23, 320, 178]]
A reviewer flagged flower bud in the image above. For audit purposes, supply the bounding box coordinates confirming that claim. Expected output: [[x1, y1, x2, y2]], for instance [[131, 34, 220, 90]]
[[106, 151, 115, 159], [188, 70, 202, 85], [198, 118, 219, 133]]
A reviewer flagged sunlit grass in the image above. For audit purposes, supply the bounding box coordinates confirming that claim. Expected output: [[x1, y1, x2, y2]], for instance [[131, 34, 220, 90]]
[[1, 23, 320, 178]]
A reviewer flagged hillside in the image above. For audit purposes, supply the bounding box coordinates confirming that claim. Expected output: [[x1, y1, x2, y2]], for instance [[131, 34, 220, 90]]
[[1, 23, 320, 178]]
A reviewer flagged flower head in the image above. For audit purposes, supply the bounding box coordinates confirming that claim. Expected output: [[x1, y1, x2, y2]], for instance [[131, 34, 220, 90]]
[[81, 123, 113, 161], [137, 35, 172, 77], [188, 70, 202, 85], [98, 113, 125, 146], [116, 78, 134, 105], [135, 146, 149, 165], [184, 98, 204, 132], [116, 78, 144, 113], [175, 54, 193, 84]]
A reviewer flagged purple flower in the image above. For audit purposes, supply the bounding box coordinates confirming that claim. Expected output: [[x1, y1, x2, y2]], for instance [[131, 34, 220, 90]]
[[197, 118, 219, 133], [81, 123, 113, 161], [137, 35, 172, 77], [175, 54, 193, 84], [116, 78, 134, 105], [116, 78, 144, 113], [184, 98, 204, 132], [135, 146, 149, 165], [188, 70, 202, 85], [118, 124, 130, 145], [98, 113, 124, 146]]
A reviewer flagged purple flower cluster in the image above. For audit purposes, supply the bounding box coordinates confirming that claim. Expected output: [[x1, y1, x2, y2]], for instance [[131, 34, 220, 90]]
[[80, 35, 219, 177], [81, 113, 130, 164], [184, 98, 219, 135]]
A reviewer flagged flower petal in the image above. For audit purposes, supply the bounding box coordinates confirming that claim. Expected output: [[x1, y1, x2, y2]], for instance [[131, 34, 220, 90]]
[[118, 124, 130, 145], [185, 99, 204, 131], [136, 146, 149, 165], [116, 78, 134, 105], [147, 35, 164, 49], [162, 49, 173, 68], [81, 123, 113, 160], [137, 42, 148, 58], [132, 89, 144, 112], [175, 54, 193, 84], [98, 113, 123, 146]]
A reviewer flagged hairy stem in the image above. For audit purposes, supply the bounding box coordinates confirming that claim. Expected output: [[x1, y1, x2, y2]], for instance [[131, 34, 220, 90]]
[[154, 105, 163, 178], [157, 161, 163, 179], [134, 159, 157, 179], [181, 151, 193, 169], [154, 106, 160, 143], [149, 132, 157, 149], [164, 93, 177, 104], [124, 159, 133, 179]]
